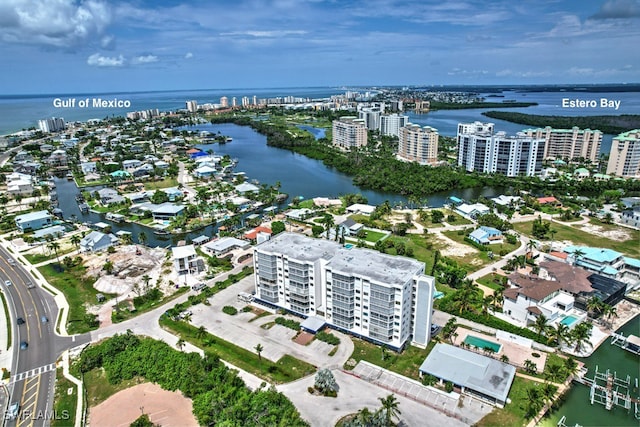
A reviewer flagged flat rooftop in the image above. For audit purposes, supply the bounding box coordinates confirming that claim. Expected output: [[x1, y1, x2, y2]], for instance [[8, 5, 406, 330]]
[[256, 232, 341, 262]]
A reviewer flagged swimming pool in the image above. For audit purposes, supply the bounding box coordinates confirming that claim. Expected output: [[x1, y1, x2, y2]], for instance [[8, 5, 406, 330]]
[[464, 335, 502, 353], [344, 243, 354, 249], [560, 315, 578, 326]]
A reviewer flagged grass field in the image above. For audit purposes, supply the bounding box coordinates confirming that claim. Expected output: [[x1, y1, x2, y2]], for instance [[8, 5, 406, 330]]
[[476, 376, 536, 427], [512, 220, 640, 258], [23, 247, 76, 264], [38, 264, 113, 334], [441, 230, 519, 272], [52, 368, 77, 427], [361, 229, 387, 242], [160, 317, 316, 384], [143, 177, 179, 190], [476, 273, 507, 291], [345, 338, 436, 381]]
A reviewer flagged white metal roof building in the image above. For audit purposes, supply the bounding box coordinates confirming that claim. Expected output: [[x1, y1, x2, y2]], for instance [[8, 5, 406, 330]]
[[419, 343, 516, 407]]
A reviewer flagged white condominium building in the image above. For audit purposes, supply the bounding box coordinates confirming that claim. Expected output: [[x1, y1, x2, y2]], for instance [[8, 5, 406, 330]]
[[358, 107, 382, 130], [457, 122, 545, 177], [398, 124, 439, 165], [607, 130, 640, 178], [253, 233, 436, 350], [38, 117, 66, 133], [186, 100, 198, 112], [379, 113, 409, 138], [332, 117, 368, 150], [522, 126, 602, 162], [220, 96, 228, 107]]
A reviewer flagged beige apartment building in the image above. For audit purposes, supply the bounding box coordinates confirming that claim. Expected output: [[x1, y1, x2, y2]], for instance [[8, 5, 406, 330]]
[[522, 126, 602, 162], [607, 130, 640, 178], [332, 116, 368, 150], [398, 124, 439, 165]]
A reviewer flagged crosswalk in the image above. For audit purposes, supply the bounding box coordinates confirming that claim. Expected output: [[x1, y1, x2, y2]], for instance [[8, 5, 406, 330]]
[[10, 363, 56, 383]]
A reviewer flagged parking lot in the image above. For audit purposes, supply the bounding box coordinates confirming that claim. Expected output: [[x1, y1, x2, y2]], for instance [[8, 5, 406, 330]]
[[189, 274, 353, 368], [351, 361, 492, 425]]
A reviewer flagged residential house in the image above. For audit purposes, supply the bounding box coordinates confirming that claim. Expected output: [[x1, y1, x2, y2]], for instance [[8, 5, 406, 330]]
[[202, 237, 251, 256], [193, 165, 217, 178], [455, 203, 490, 219], [563, 245, 640, 284], [15, 210, 53, 232], [122, 159, 143, 171], [620, 207, 640, 229], [154, 160, 169, 170], [171, 245, 201, 275], [97, 188, 125, 205], [346, 203, 376, 215], [132, 163, 154, 177], [468, 226, 503, 245], [7, 179, 34, 196], [337, 218, 364, 236], [235, 182, 260, 194], [152, 203, 185, 221], [312, 197, 342, 207], [491, 195, 522, 207], [503, 273, 586, 327], [80, 231, 119, 252], [244, 226, 273, 241], [573, 168, 590, 179], [537, 196, 562, 207], [46, 149, 68, 167], [80, 162, 97, 174], [162, 187, 184, 202], [285, 208, 313, 221], [110, 170, 131, 180]]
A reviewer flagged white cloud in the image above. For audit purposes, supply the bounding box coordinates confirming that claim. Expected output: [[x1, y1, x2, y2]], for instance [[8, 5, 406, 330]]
[[0, 0, 111, 48], [590, 0, 640, 19], [221, 30, 307, 38], [132, 55, 158, 64], [87, 53, 124, 67], [185, 52, 193, 59]]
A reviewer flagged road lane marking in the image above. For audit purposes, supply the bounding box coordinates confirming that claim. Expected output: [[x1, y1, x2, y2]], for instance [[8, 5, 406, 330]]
[[10, 364, 56, 384]]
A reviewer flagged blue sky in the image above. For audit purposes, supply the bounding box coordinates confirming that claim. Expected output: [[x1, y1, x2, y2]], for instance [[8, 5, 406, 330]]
[[1, 0, 639, 94]]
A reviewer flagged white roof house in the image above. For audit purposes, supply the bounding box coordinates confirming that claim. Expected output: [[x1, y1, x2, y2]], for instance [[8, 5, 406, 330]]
[[202, 237, 250, 256], [171, 244, 201, 275], [346, 203, 376, 215], [491, 195, 522, 206], [235, 182, 260, 193], [456, 203, 490, 218]]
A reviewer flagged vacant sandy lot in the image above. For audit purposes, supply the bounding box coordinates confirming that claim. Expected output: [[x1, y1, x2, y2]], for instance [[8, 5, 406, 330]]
[[577, 223, 633, 241], [90, 383, 197, 427]]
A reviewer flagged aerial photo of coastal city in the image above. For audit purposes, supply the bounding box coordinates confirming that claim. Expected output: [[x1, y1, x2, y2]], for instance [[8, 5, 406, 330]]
[[0, 1, 639, 427]]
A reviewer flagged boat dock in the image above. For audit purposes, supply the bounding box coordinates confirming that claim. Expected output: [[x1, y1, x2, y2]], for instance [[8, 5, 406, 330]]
[[573, 365, 640, 419], [557, 415, 582, 427], [610, 332, 640, 355]]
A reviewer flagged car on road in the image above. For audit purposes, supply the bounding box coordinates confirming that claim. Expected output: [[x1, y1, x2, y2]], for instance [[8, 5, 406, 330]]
[[4, 280, 12, 287], [8, 258, 15, 266], [26, 281, 35, 289], [17, 317, 25, 325], [191, 283, 206, 292], [20, 341, 28, 350], [41, 316, 48, 323], [430, 324, 441, 335], [7, 402, 19, 419]]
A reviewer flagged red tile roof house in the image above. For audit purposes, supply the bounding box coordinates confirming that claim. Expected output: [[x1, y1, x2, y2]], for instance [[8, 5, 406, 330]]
[[536, 196, 562, 207], [244, 226, 272, 241]]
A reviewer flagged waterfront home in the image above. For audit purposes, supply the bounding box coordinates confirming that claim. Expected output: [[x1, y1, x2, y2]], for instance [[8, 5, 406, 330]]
[[536, 196, 562, 207], [563, 245, 640, 284], [80, 162, 97, 174], [6, 172, 34, 183], [337, 218, 364, 236], [491, 195, 522, 207], [504, 273, 586, 327], [191, 235, 210, 246], [312, 197, 342, 207], [151, 203, 185, 221], [469, 226, 503, 245], [235, 182, 260, 194], [97, 188, 125, 205], [171, 245, 201, 275], [132, 163, 154, 177], [122, 159, 143, 171], [110, 170, 132, 181], [80, 231, 119, 253], [418, 343, 515, 408], [32, 225, 66, 240], [346, 203, 376, 215], [455, 202, 490, 219], [15, 210, 53, 232], [46, 149, 68, 167], [193, 165, 217, 178], [244, 226, 272, 241], [15, 162, 40, 175], [538, 260, 627, 312], [202, 237, 251, 256]]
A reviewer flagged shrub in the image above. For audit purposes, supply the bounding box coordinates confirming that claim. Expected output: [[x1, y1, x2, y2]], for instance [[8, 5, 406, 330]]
[[464, 237, 489, 252], [274, 317, 300, 330], [242, 306, 252, 313], [316, 331, 340, 345], [445, 381, 454, 393], [308, 386, 315, 394], [222, 306, 238, 315], [532, 352, 540, 358]]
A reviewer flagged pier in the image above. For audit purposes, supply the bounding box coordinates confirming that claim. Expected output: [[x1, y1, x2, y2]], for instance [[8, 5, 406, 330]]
[[610, 332, 640, 355], [557, 415, 582, 427], [573, 366, 640, 419]]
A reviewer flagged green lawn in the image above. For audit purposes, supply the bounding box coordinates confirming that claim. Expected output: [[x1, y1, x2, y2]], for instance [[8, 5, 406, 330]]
[[23, 247, 76, 264], [51, 368, 77, 427], [297, 199, 315, 209], [476, 376, 536, 427], [443, 210, 473, 225], [383, 233, 442, 274], [362, 230, 387, 243], [512, 220, 640, 258], [144, 177, 179, 190], [83, 368, 144, 407], [344, 338, 436, 381], [0, 292, 11, 349], [160, 317, 316, 384], [112, 287, 189, 323], [441, 230, 519, 272], [348, 214, 391, 230], [476, 273, 507, 291], [38, 264, 113, 334]]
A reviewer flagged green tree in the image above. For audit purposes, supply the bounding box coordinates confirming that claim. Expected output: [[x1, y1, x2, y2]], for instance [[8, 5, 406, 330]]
[[103, 260, 114, 275], [431, 210, 444, 223], [378, 394, 401, 426], [47, 241, 61, 266], [255, 343, 264, 361], [321, 214, 335, 238], [311, 225, 324, 237], [570, 322, 593, 354], [271, 221, 285, 235], [533, 314, 549, 339], [547, 323, 571, 347], [314, 369, 337, 394], [176, 338, 185, 351], [138, 231, 148, 246], [70, 234, 82, 249]]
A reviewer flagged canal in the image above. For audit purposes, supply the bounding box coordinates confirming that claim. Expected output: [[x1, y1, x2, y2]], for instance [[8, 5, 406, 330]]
[[540, 315, 640, 427]]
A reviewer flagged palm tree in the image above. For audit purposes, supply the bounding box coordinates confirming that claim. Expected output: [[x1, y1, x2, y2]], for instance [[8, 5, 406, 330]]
[[602, 303, 618, 329], [523, 359, 537, 375], [547, 323, 570, 348], [544, 363, 564, 383], [356, 407, 373, 425], [452, 280, 481, 315], [176, 338, 185, 351], [321, 214, 334, 239], [549, 228, 557, 248], [441, 317, 459, 344], [255, 343, 264, 361], [525, 387, 544, 419], [378, 394, 401, 426], [47, 241, 61, 266], [120, 233, 133, 245], [103, 260, 114, 275], [586, 296, 604, 318], [141, 274, 151, 292], [481, 295, 494, 317], [138, 231, 148, 246], [570, 322, 593, 354], [196, 326, 207, 339], [541, 383, 557, 405], [70, 234, 81, 249], [533, 314, 549, 339], [526, 240, 537, 258], [572, 248, 586, 265]]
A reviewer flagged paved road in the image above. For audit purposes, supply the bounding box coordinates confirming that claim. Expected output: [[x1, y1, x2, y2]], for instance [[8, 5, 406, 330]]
[[0, 246, 90, 427]]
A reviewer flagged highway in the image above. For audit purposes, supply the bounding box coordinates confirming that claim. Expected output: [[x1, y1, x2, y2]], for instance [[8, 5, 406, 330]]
[[0, 246, 89, 427]]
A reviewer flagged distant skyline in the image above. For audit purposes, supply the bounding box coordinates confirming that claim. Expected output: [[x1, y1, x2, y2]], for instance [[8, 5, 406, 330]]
[[1, 0, 639, 94]]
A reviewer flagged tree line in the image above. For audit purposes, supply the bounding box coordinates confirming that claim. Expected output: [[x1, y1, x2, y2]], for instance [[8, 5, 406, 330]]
[[77, 333, 308, 426]]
